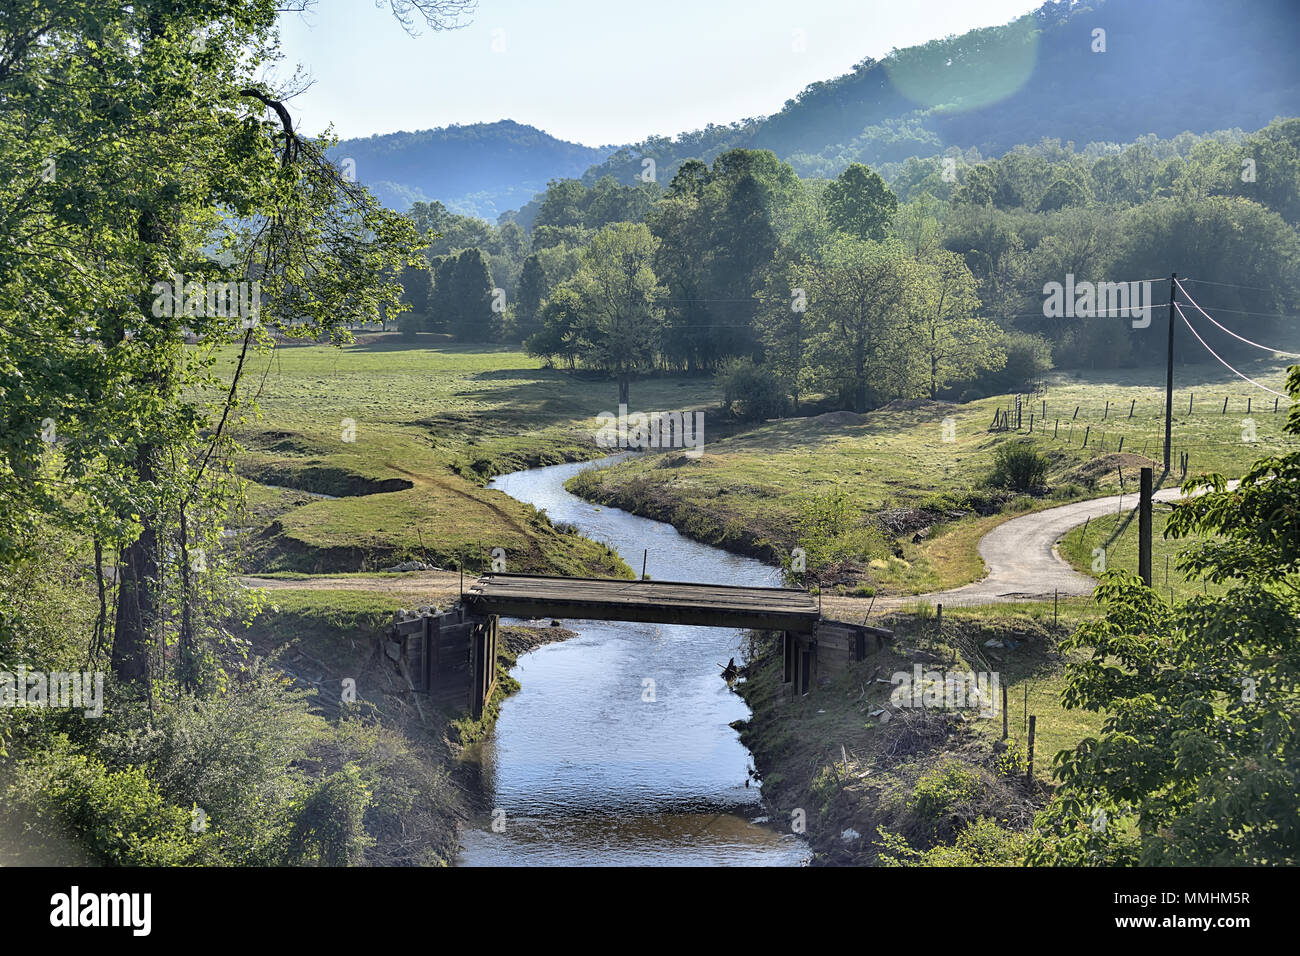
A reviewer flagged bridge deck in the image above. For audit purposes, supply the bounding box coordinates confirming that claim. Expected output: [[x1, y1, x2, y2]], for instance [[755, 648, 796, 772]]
[[464, 573, 820, 633]]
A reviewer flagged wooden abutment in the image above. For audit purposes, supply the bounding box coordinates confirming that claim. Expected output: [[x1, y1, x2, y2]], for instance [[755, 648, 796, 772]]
[[381, 574, 891, 715]]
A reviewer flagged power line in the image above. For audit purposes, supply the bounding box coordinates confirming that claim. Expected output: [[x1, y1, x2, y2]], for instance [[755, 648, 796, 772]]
[[1175, 279, 1300, 358], [1175, 303, 1290, 399], [1180, 276, 1277, 294]]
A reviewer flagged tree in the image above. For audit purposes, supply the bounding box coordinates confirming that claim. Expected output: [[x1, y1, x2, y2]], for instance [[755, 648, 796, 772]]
[[825, 163, 898, 241], [399, 263, 433, 321], [1028, 367, 1300, 865], [569, 223, 666, 405], [907, 250, 1005, 399], [802, 238, 913, 412], [446, 249, 500, 342], [0, 0, 429, 690], [513, 254, 547, 343], [524, 286, 582, 370]]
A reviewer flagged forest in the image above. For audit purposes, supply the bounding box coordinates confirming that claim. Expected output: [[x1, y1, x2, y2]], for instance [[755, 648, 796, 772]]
[[394, 119, 1300, 414]]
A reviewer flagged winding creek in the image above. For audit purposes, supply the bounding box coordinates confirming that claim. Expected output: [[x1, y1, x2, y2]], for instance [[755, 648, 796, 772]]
[[455, 455, 811, 866]]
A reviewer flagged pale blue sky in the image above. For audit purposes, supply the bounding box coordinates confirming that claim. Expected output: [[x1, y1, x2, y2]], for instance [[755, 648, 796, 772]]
[[276, 0, 1042, 146]]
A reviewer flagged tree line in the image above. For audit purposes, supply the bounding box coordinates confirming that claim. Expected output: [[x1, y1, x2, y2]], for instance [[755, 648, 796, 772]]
[[395, 118, 1300, 414]]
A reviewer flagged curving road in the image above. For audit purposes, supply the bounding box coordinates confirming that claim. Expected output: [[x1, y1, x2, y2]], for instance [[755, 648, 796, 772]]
[[241, 485, 1236, 613], [889, 480, 1238, 608]]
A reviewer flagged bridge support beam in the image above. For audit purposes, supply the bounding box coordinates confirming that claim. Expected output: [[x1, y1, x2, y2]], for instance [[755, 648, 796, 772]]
[[469, 614, 499, 718]]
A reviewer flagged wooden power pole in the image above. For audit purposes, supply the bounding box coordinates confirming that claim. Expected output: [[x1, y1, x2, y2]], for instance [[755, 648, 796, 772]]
[[1164, 273, 1176, 472], [1139, 466, 1153, 586]]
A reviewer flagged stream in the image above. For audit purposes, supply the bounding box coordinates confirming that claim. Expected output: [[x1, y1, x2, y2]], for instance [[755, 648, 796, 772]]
[[455, 455, 810, 866]]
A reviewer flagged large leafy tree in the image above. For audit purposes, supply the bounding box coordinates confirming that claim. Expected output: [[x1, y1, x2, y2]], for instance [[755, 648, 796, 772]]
[[906, 249, 1004, 399], [801, 237, 913, 412], [1028, 368, 1300, 865], [825, 162, 898, 241], [0, 0, 434, 690], [568, 222, 666, 406]]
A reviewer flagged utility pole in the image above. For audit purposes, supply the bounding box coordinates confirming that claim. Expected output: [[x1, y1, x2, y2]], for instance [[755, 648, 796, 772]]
[[1139, 467, 1153, 587], [1164, 273, 1176, 472]]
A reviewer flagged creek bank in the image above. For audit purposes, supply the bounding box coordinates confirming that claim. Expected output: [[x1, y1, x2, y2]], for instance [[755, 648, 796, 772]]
[[734, 614, 1060, 865], [240, 588, 578, 865]]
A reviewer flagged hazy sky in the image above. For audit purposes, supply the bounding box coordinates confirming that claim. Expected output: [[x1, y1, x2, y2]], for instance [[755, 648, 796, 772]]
[[276, 0, 1042, 146]]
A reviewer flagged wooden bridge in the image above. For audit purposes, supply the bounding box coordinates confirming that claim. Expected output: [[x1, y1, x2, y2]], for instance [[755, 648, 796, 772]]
[[382, 573, 889, 717]]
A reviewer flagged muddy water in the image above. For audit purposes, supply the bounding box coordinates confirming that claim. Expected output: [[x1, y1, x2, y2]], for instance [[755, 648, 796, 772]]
[[455, 456, 810, 866]]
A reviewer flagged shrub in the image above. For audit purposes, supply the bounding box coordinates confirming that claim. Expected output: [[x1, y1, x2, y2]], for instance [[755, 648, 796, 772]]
[[907, 762, 982, 822], [286, 763, 373, 866], [1, 735, 198, 866], [716, 358, 789, 422], [878, 817, 1028, 866], [988, 441, 1050, 491]]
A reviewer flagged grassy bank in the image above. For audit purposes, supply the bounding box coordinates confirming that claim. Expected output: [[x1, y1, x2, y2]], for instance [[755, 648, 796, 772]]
[[569, 362, 1295, 594], [222, 337, 721, 577], [237, 585, 579, 864], [1059, 506, 1229, 603], [735, 606, 1105, 865]]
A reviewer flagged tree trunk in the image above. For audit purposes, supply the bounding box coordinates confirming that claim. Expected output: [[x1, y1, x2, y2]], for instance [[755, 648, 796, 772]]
[[111, 449, 159, 685]]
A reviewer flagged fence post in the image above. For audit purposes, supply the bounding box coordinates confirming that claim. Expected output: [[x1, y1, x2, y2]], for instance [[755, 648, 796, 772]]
[[1129, 399, 1136, 418], [1083, 425, 1090, 448], [1027, 715, 1037, 784], [1002, 683, 1009, 740]]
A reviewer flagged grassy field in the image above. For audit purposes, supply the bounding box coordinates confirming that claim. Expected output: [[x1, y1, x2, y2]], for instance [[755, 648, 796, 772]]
[[1059, 506, 1230, 604], [220, 339, 1292, 597], [219, 335, 721, 576], [570, 360, 1296, 595]]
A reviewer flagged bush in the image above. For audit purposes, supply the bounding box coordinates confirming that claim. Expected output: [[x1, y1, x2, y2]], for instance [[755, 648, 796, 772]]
[[988, 441, 1050, 492], [907, 762, 982, 823], [396, 313, 424, 339], [1, 735, 198, 866], [878, 817, 1028, 866], [716, 358, 789, 422]]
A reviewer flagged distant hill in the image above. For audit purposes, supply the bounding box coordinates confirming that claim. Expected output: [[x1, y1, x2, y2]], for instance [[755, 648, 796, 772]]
[[581, 0, 1300, 187], [328, 120, 613, 220], [345, 0, 1300, 222]]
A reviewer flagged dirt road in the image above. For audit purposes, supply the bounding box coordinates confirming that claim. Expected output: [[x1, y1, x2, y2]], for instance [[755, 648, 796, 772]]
[[242, 482, 1233, 617]]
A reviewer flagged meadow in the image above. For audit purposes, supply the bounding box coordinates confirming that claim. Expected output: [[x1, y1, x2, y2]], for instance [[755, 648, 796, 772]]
[[570, 359, 1296, 595]]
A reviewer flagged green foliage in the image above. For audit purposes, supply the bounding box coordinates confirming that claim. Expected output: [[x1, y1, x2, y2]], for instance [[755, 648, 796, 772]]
[[994, 743, 1028, 779], [1029, 368, 1300, 866], [988, 441, 1050, 492], [2, 735, 198, 866], [825, 163, 899, 240], [907, 762, 982, 822], [877, 816, 1028, 866], [789, 486, 887, 580], [286, 763, 374, 867], [716, 358, 789, 421]]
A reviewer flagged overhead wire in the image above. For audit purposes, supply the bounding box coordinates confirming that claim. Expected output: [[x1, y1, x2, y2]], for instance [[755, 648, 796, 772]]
[[1174, 278, 1300, 357], [1175, 302, 1290, 399]]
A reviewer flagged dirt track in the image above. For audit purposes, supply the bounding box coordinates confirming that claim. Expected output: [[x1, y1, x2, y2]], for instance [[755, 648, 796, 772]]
[[242, 482, 1234, 617]]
